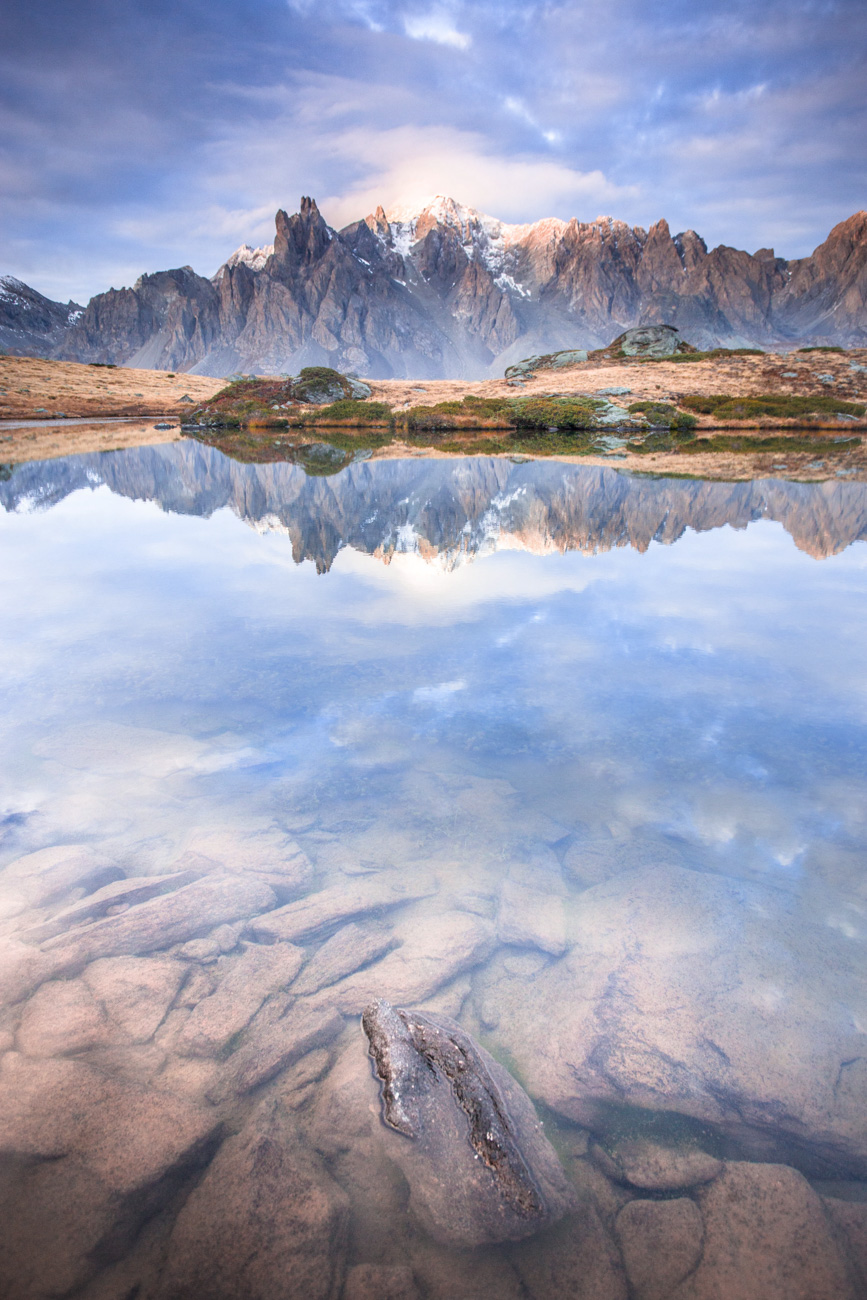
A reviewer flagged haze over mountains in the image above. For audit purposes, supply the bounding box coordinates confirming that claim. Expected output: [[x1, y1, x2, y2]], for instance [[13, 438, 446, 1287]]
[[2, 197, 867, 379]]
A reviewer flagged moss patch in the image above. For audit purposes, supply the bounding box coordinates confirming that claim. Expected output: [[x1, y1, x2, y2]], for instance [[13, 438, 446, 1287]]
[[680, 393, 866, 419], [627, 401, 698, 430]]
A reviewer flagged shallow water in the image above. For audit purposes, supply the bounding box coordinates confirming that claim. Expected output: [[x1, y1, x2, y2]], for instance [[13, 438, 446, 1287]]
[[1, 441, 867, 1298]]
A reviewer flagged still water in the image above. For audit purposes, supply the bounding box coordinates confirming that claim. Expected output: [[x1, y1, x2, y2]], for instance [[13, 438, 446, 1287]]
[[1, 441, 866, 1299]]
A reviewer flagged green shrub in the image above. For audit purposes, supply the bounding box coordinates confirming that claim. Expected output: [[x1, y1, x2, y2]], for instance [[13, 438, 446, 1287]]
[[796, 346, 845, 354]]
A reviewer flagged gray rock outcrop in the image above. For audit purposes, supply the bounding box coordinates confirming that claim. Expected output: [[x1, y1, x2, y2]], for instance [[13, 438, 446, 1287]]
[[0, 273, 82, 358]]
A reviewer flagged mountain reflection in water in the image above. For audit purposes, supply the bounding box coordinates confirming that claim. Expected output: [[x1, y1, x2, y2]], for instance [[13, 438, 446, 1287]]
[[2, 439, 867, 565], [1, 444, 867, 1300]]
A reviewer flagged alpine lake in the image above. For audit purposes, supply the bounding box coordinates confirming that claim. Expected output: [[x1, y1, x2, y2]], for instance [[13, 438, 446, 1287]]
[[1, 429, 867, 1300]]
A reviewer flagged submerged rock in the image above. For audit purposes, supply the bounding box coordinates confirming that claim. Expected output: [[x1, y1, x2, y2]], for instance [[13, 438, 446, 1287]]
[[176, 940, 304, 1056], [157, 1097, 349, 1300], [249, 875, 434, 945], [0, 1053, 220, 1298], [324, 910, 495, 1012], [477, 865, 867, 1177], [0, 843, 120, 920], [591, 1136, 723, 1191], [615, 1197, 704, 1300], [361, 999, 575, 1247], [43, 874, 276, 971], [674, 1162, 857, 1299]]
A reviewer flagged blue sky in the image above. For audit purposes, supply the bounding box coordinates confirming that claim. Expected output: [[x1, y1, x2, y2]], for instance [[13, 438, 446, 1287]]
[[2, 0, 866, 302]]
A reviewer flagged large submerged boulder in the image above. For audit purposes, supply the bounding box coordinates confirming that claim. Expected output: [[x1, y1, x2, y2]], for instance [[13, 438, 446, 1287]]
[[361, 999, 575, 1247], [475, 865, 867, 1177]]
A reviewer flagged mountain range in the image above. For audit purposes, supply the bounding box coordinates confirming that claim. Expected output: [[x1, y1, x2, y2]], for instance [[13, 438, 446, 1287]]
[[2, 197, 866, 379], [3, 442, 865, 564]]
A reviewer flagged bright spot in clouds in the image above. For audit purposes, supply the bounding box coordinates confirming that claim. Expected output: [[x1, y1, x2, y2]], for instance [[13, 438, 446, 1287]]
[[403, 11, 471, 49]]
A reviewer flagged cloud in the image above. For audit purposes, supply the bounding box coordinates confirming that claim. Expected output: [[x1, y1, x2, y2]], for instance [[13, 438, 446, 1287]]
[[403, 10, 471, 49], [1, 0, 865, 299]]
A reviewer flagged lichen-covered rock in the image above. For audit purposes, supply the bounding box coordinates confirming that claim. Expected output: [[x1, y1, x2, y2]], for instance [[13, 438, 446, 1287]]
[[292, 366, 365, 404], [504, 348, 589, 379], [361, 999, 575, 1247], [614, 324, 690, 357]]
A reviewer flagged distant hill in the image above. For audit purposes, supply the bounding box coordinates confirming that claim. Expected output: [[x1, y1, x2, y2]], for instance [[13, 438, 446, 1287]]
[[5, 197, 867, 377]]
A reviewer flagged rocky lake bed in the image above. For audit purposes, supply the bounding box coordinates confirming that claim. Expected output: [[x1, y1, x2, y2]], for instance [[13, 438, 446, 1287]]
[[1, 442, 867, 1298]]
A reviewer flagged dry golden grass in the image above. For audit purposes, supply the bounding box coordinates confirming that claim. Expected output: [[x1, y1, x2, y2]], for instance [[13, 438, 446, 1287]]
[[0, 356, 223, 419]]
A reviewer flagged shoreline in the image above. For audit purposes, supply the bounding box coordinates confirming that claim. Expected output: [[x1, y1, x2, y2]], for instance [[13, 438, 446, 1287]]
[[1, 349, 865, 481], [2, 418, 865, 483]]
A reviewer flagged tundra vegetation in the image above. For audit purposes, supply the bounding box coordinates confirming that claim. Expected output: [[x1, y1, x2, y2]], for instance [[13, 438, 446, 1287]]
[[182, 361, 866, 476]]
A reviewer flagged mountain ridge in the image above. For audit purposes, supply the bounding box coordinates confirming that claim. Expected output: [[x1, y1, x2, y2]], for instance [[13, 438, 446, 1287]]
[[3, 197, 866, 378]]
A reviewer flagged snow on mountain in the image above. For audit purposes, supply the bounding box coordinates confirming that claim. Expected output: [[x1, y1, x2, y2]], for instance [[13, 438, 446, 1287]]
[[212, 242, 274, 283]]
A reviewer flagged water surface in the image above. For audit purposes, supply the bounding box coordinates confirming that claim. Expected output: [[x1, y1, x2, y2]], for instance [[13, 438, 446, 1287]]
[[1, 443, 866, 1299]]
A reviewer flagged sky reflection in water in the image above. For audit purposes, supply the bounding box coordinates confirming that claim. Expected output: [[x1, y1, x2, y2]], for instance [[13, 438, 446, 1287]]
[[1, 449, 866, 905]]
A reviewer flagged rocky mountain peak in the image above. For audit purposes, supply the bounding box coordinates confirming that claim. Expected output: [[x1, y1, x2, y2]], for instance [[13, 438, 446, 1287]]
[[270, 197, 332, 274], [19, 194, 867, 376]]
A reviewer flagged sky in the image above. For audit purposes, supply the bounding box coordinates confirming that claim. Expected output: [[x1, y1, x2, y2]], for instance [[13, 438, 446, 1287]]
[[2, 0, 866, 303]]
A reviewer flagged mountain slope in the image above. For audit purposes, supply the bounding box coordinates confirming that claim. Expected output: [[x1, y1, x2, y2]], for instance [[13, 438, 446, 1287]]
[[9, 197, 867, 377], [0, 276, 83, 358]]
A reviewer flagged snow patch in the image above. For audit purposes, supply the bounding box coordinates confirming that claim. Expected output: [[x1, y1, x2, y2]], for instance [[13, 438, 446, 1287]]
[[214, 243, 273, 281], [495, 272, 530, 299]]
